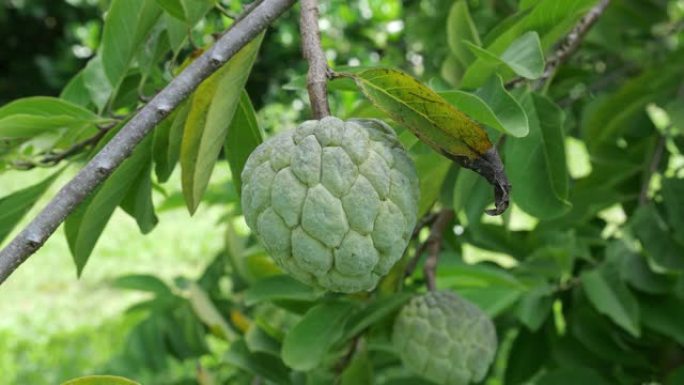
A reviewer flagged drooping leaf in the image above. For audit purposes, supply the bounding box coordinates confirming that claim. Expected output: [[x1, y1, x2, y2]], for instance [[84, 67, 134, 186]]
[[441, 74, 529, 137], [505, 93, 571, 219], [342, 292, 413, 340], [515, 285, 553, 331], [82, 56, 113, 112], [187, 282, 234, 340], [181, 33, 264, 214], [346, 67, 510, 214], [0, 171, 60, 243], [120, 160, 158, 234], [505, 327, 549, 385], [446, 0, 481, 67], [180, 0, 215, 26], [113, 274, 173, 296], [412, 145, 452, 215], [282, 300, 357, 371], [225, 90, 263, 195], [101, 0, 163, 88], [61, 375, 140, 385], [245, 325, 281, 356], [154, 0, 185, 21], [65, 136, 153, 276], [581, 266, 640, 337], [60, 72, 92, 108], [153, 103, 188, 183]]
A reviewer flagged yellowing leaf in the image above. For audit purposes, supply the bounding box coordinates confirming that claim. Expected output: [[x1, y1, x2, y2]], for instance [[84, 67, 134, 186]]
[[180, 33, 264, 214], [346, 68, 492, 160]]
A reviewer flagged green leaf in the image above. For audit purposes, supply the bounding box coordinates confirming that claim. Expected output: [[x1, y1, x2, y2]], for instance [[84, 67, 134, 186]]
[[347, 68, 493, 160], [282, 301, 357, 371], [505, 93, 571, 219], [187, 282, 234, 340], [340, 345, 373, 385], [461, 0, 597, 88], [457, 286, 521, 317], [440, 74, 529, 137], [0, 97, 101, 139], [154, 103, 188, 183], [515, 285, 553, 331], [446, 0, 481, 67], [101, 0, 163, 88], [630, 205, 684, 272], [225, 90, 263, 195], [180, 0, 215, 25], [82, 56, 113, 112], [0, 171, 60, 244], [154, 0, 185, 21], [412, 145, 452, 215], [112, 274, 173, 296], [181, 33, 264, 214], [60, 72, 92, 107], [244, 275, 321, 306], [505, 327, 548, 385], [225, 339, 292, 385], [536, 367, 609, 385], [120, 160, 158, 233], [342, 293, 413, 340], [466, 32, 544, 80], [245, 325, 281, 356], [610, 241, 674, 294], [61, 375, 140, 385], [581, 267, 640, 337], [661, 178, 684, 238], [65, 136, 153, 276], [639, 294, 684, 345]]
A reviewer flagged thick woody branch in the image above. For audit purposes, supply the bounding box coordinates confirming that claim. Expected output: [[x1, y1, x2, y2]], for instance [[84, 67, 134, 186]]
[[0, 0, 296, 285], [299, 0, 330, 119]]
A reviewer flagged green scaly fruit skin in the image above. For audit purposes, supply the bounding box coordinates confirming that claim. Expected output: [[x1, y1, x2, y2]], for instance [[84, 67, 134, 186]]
[[241, 117, 419, 293], [393, 291, 497, 385]]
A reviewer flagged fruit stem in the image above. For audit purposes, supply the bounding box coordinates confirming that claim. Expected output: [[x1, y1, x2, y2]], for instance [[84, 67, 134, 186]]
[[300, 0, 331, 119]]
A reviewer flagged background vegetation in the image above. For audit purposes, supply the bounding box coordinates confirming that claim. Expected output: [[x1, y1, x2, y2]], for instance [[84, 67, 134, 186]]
[[1, 0, 684, 384]]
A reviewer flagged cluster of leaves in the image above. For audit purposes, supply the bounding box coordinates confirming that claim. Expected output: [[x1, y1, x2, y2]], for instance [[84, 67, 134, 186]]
[[2, 0, 684, 384]]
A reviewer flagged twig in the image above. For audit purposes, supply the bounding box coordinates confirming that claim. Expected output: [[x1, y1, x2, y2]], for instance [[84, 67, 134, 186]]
[[0, 0, 296, 285], [506, 0, 612, 89], [404, 211, 440, 278], [423, 209, 455, 291], [299, 0, 330, 119], [639, 134, 666, 205]]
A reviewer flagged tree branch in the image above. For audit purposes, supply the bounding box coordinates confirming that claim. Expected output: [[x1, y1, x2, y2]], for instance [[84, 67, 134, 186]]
[[0, 0, 296, 285], [423, 209, 455, 291], [507, 0, 612, 89], [300, 0, 330, 119]]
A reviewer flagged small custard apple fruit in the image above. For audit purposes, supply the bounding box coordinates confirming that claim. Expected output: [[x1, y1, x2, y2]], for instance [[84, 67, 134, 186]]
[[392, 291, 497, 385], [241, 116, 419, 293]]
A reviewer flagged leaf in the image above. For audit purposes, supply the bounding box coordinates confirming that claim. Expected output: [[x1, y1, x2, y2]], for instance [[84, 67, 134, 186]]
[[446, 0, 481, 67], [101, 0, 163, 88], [347, 67, 511, 214], [225, 90, 263, 195], [181, 33, 264, 214], [180, 0, 215, 25], [65, 136, 153, 276], [342, 293, 413, 340], [630, 205, 684, 272], [340, 345, 373, 385], [461, 0, 598, 88], [282, 301, 357, 371], [661, 178, 684, 238], [82, 56, 113, 112], [581, 267, 640, 337], [347, 68, 492, 160], [112, 274, 173, 296], [466, 32, 544, 80], [187, 282, 234, 340], [154, 0, 185, 21], [536, 367, 609, 385], [609, 241, 674, 294], [412, 146, 452, 215], [515, 285, 553, 331], [0, 97, 101, 139], [440, 75, 529, 137], [457, 287, 521, 317], [60, 72, 92, 107], [61, 375, 141, 385], [244, 275, 320, 306], [505, 327, 549, 385], [225, 339, 292, 385], [120, 160, 158, 233], [638, 294, 684, 345], [0, 171, 60, 244], [505, 93, 571, 219], [154, 103, 188, 183], [245, 325, 281, 356]]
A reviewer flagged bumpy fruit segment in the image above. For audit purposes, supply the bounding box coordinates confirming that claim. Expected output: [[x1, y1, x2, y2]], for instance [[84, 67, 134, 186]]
[[241, 117, 419, 293], [393, 291, 497, 385]]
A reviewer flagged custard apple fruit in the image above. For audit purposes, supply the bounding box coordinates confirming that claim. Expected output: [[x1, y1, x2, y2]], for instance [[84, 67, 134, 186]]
[[241, 117, 419, 293], [392, 291, 497, 385]]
